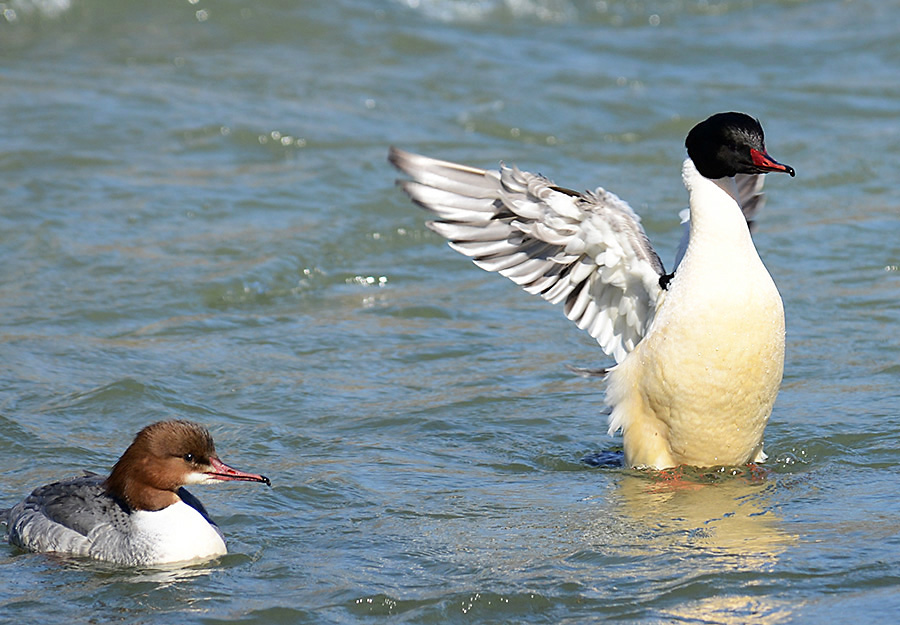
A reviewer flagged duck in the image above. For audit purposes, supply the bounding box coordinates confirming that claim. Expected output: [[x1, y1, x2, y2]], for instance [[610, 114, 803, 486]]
[[388, 112, 795, 469], [2, 420, 270, 565]]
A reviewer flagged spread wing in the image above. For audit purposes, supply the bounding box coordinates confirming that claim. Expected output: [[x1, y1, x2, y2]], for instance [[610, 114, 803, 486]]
[[389, 147, 666, 363]]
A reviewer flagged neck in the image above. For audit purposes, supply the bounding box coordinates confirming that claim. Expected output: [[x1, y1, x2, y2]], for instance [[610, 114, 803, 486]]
[[104, 452, 181, 512], [681, 158, 752, 245], [674, 158, 762, 281]]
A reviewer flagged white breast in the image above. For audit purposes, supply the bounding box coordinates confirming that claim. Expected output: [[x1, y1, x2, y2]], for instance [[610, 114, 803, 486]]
[[606, 160, 785, 469], [89, 501, 227, 566]]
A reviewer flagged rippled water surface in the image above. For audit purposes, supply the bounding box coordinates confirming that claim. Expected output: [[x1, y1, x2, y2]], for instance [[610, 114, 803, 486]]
[[2, 0, 900, 623]]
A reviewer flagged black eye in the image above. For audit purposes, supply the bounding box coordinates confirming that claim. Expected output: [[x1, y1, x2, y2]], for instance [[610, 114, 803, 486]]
[[183, 453, 195, 463]]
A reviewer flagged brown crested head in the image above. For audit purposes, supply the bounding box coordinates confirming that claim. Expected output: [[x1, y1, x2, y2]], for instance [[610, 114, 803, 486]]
[[104, 420, 270, 512]]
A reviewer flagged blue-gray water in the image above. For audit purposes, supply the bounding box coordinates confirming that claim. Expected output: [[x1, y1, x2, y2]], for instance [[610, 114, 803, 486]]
[[2, 0, 899, 623]]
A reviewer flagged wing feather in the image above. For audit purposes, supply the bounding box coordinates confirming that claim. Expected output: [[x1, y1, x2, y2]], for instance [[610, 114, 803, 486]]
[[389, 147, 666, 362]]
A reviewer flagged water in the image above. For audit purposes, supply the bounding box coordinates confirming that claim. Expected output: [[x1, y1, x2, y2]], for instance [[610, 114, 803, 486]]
[[2, 0, 899, 622]]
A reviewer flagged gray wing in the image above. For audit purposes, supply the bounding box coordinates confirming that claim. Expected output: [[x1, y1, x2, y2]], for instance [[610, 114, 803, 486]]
[[389, 147, 666, 363], [30, 476, 128, 537], [6, 475, 130, 556]]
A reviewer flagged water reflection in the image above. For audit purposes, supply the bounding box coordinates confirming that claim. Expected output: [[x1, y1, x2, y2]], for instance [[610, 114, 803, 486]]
[[661, 594, 796, 625], [618, 469, 790, 558], [55, 553, 222, 587], [615, 469, 798, 624]]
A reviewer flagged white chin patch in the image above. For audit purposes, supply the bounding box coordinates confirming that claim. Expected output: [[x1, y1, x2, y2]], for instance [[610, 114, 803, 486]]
[[184, 471, 218, 485]]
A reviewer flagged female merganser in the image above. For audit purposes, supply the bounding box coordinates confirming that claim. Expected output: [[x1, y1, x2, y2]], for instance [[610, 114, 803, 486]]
[[389, 112, 795, 470], [2, 420, 270, 565]]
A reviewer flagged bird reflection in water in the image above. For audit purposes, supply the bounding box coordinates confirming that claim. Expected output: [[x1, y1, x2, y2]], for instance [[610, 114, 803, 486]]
[[613, 466, 799, 624]]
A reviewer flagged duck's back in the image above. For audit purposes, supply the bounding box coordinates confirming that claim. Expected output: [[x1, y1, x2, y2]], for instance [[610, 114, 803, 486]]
[[7, 475, 125, 558]]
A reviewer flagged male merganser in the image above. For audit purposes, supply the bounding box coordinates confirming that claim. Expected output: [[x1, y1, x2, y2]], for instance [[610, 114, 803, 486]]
[[389, 112, 795, 469], [2, 420, 270, 565]]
